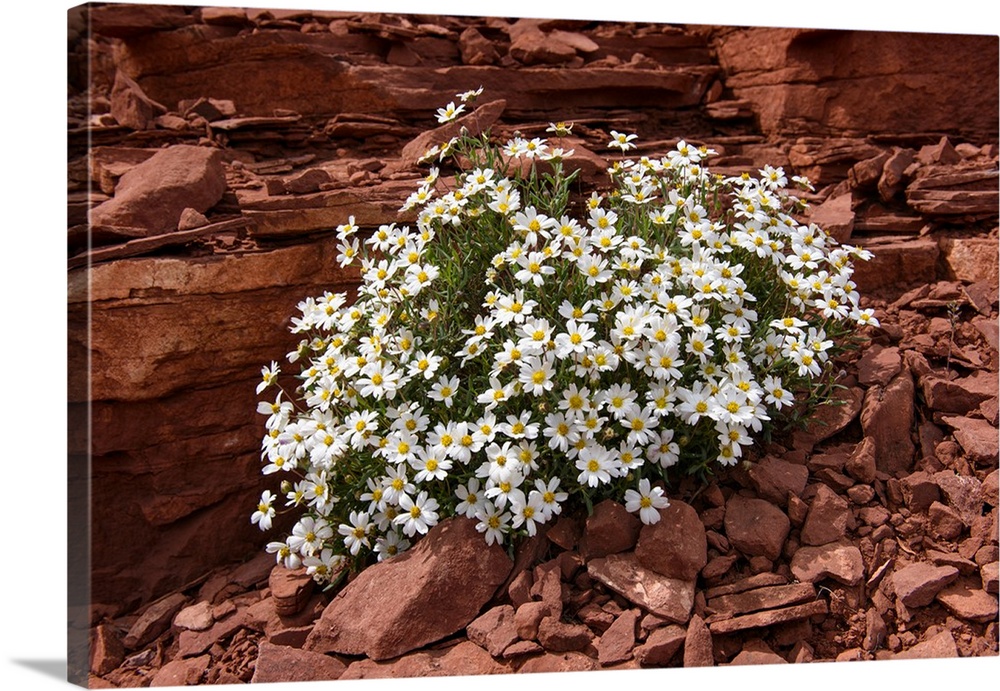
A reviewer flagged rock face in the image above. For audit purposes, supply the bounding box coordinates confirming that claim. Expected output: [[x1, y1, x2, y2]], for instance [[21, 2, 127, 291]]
[[305, 518, 512, 660]]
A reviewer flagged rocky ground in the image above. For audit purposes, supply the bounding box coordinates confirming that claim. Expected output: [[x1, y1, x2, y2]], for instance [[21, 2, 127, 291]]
[[70, 4, 998, 686]]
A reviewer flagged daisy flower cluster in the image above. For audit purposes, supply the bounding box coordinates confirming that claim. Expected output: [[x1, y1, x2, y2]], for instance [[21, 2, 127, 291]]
[[253, 91, 875, 583]]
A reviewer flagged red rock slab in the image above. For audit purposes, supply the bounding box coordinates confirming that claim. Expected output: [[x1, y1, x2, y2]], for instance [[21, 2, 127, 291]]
[[790, 542, 865, 586], [940, 415, 1000, 466], [707, 599, 828, 635], [340, 640, 509, 680], [981, 562, 999, 594], [268, 565, 315, 617], [861, 371, 917, 474], [728, 649, 788, 665], [682, 614, 714, 667], [122, 592, 188, 649], [581, 499, 641, 559], [793, 386, 864, 448], [89, 624, 125, 677], [251, 642, 347, 683], [149, 654, 210, 687], [892, 562, 960, 608], [747, 456, 809, 506], [634, 624, 685, 666], [935, 581, 999, 623], [305, 517, 512, 661], [707, 582, 817, 619], [894, 630, 959, 660], [857, 345, 902, 387], [516, 651, 599, 674], [537, 617, 595, 653], [587, 553, 695, 624], [634, 500, 707, 581], [800, 484, 853, 546], [921, 370, 998, 415], [597, 609, 640, 666], [724, 494, 790, 561], [466, 605, 520, 657], [704, 572, 788, 599]]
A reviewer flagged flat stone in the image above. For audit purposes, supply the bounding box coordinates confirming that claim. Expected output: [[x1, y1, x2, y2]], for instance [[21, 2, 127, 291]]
[[515, 601, 552, 641], [724, 495, 790, 561], [708, 600, 828, 635], [894, 630, 959, 660], [305, 517, 512, 661], [729, 649, 788, 665], [857, 346, 902, 387], [172, 601, 214, 632], [747, 456, 809, 506], [934, 471, 984, 526], [892, 562, 960, 607], [123, 593, 187, 649], [516, 651, 598, 673], [581, 499, 642, 558], [90, 624, 126, 676], [501, 640, 543, 658], [941, 415, 1000, 466], [251, 642, 347, 683], [634, 500, 707, 581], [340, 640, 508, 679], [935, 581, 999, 623], [268, 565, 316, 617], [633, 624, 685, 666], [846, 437, 878, 484], [707, 582, 817, 618], [794, 386, 864, 447], [597, 609, 640, 666], [704, 573, 788, 599], [466, 605, 520, 657], [861, 371, 916, 474], [982, 469, 999, 508], [790, 541, 865, 586], [981, 562, 999, 593], [900, 471, 941, 512], [536, 617, 596, 653], [587, 553, 695, 624], [801, 484, 853, 546], [682, 614, 714, 667], [928, 501, 965, 540], [149, 654, 210, 687], [921, 371, 998, 415]]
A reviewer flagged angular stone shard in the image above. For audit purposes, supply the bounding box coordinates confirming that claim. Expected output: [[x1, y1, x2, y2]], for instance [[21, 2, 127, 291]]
[[587, 553, 695, 624]]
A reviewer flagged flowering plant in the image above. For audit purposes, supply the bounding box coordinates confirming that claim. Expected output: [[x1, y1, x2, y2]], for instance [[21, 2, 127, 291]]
[[253, 90, 876, 583]]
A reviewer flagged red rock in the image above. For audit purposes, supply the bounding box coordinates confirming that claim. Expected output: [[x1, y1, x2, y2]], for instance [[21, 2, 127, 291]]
[[894, 630, 959, 660], [702, 554, 738, 580], [935, 581, 999, 623], [847, 484, 876, 505], [857, 346, 902, 387], [790, 541, 865, 586], [458, 26, 499, 65], [509, 25, 579, 65], [801, 484, 853, 546], [982, 562, 999, 593], [110, 70, 164, 130], [172, 601, 214, 632], [305, 518, 512, 660], [178, 606, 250, 657], [747, 456, 809, 506], [793, 386, 864, 447], [545, 515, 582, 551], [929, 501, 965, 540], [707, 582, 817, 618], [176, 207, 209, 231], [507, 570, 533, 609], [581, 499, 642, 559], [861, 371, 916, 474], [729, 649, 788, 665], [251, 642, 347, 683], [122, 593, 187, 649], [807, 192, 854, 243], [89, 144, 227, 234], [269, 566, 315, 617], [705, 573, 788, 600], [878, 148, 917, 201], [283, 168, 332, 195], [634, 500, 706, 581], [587, 553, 695, 624], [516, 651, 598, 673], [864, 608, 888, 652], [900, 470, 941, 512], [575, 602, 616, 634], [926, 549, 979, 575], [149, 654, 210, 687], [466, 605, 520, 657], [934, 470, 984, 528], [502, 640, 543, 658], [708, 600, 828, 635], [851, 236, 939, 293], [844, 437, 876, 484], [892, 562, 960, 607], [340, 640, 508, 679], [634, 624, 685, 666], [529, 562, 563, 618], [536, 616, 595, 653], [941, 415, 1000, 465], [724, 495, 790, 561], [921, 371, 998, 415], [90, 624, 125, 676], [597, 608, 639, 666], [984, 469, 1000, 508], [787, 494, 809, 526], [682, 614, 714, 667]]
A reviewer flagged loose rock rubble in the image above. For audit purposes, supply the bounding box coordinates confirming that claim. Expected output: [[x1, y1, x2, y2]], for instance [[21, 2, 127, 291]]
[[69, 5, 998, 685]]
